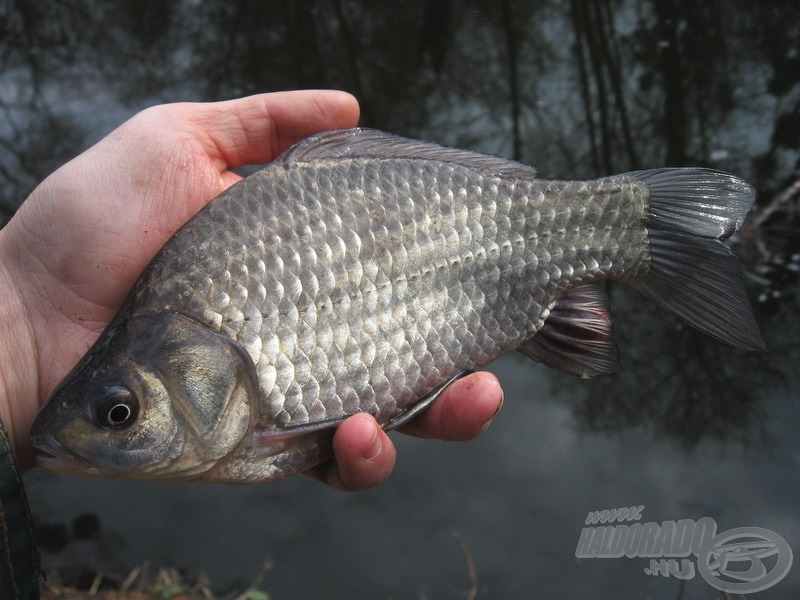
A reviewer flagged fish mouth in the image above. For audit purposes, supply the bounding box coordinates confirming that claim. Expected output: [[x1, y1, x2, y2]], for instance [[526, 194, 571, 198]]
[[30, 432, 99, 476]]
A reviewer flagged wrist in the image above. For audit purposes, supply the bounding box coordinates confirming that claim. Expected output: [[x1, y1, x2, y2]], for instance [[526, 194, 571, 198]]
[[0, 228, 40, 470]]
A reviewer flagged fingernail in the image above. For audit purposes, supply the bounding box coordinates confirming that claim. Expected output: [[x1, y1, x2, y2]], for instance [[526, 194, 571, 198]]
[[363, 425, 382, 461], [478, 388, 504, 433], [495, 389, 505, 415]]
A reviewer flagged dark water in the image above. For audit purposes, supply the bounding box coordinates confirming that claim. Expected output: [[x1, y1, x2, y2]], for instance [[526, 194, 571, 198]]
[[3, 1, 800, 597]]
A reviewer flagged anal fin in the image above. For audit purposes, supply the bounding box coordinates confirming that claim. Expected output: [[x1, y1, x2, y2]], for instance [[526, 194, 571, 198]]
[[519, 284, 620, 378]]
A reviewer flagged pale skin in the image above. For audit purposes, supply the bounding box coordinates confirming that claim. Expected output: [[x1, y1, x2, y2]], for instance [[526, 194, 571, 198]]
[[0, 90, 503, 490]]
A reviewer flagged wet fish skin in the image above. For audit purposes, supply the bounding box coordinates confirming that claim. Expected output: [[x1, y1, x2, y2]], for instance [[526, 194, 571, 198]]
[[29, 128, 763, 482]]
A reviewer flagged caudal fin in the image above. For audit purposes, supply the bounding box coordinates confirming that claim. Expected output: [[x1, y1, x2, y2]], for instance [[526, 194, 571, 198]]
[[622, 168, 765, 351]]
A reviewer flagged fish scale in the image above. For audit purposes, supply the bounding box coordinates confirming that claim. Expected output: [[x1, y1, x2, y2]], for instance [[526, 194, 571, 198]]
[[131, 158, 647, 432], [30, 128, 764, 482]]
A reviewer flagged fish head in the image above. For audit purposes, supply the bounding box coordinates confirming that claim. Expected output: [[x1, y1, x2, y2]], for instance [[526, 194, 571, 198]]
[[30, 312, 259, 480]]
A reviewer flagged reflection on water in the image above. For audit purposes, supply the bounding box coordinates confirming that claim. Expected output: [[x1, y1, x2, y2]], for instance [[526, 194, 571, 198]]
[[3, 0, 800, 597]]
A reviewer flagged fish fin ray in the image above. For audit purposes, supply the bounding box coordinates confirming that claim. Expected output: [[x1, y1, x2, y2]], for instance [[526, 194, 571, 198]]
[[255, 414, 349, 442], [625, 168, 755, 239], [519, 284, 620, 378], [384, 371, 472, 431], [278, 128, 538, 179], [623, 168, 765, 351], [625, 232, 765, 350], [253, 371, 472, 443]]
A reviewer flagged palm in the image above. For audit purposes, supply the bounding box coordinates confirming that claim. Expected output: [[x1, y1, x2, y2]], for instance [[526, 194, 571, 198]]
[[26, 140, 231, 388]]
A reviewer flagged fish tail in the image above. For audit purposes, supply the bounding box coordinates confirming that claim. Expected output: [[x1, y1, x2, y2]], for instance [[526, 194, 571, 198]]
[[622, 168, 765, 351]]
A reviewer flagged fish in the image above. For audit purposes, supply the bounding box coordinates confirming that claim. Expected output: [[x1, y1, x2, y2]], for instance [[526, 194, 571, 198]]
[[29, 128, 764, 482]]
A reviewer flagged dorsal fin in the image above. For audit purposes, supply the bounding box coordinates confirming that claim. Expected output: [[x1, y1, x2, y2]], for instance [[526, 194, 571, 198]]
[[277, 127, 538, 179], [518, 283, 620, 378]]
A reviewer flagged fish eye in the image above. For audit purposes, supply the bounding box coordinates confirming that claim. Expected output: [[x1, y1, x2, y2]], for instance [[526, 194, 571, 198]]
[[95, 386, 139, 429]]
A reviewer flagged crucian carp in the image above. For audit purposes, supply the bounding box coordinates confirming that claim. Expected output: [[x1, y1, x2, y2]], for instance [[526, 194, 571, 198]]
[[30, 128, 763, 482]]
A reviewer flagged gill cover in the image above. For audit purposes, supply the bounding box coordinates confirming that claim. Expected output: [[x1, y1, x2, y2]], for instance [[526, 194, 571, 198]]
[[31, 313, 259, 478]]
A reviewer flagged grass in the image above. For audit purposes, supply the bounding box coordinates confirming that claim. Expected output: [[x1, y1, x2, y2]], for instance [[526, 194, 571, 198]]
[[39, 562, 272, 600]]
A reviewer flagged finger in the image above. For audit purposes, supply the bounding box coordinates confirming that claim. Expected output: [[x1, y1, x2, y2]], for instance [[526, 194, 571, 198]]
[[305, 413, 396, 491], [398, 371, 503, 441], [187, 90, 361, 170]]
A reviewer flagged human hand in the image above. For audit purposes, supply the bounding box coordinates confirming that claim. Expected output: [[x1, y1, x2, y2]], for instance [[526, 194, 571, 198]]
[[0, 90, 504, 487]]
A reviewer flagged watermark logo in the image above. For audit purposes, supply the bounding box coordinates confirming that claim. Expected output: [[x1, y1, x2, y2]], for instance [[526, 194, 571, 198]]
[[575, 506, 792, 593]]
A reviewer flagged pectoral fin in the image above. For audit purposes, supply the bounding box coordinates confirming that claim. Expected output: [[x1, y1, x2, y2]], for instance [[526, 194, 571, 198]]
[[384, 371, 472, 430], [519, 284, 620, 378], [254, 371, 472, 445], [255, 414, 350, 442]]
